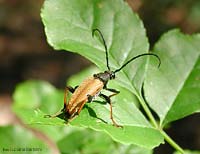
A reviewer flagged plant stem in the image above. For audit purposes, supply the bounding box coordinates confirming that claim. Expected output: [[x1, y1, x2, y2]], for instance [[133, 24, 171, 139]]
[[136, 94, 184, 153], [136, 93, 184, 153], [136, 94, 158, 128], [161, 130, 185, 154]]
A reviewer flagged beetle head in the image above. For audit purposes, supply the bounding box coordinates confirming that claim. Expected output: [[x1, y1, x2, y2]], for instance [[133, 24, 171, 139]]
[[109, 71, 115, 80]]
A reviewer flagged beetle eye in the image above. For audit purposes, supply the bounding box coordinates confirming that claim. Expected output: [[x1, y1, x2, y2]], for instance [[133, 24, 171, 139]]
[[110, 73, 115, 79]]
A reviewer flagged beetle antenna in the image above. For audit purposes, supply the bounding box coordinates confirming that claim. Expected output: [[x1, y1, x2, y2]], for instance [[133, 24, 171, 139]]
[[92, 29, 110, 71], [114, 53, 161, 73]]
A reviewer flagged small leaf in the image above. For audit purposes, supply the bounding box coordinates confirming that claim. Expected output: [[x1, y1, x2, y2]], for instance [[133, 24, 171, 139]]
[[0, 125, 50, 154], [144, 29, 200, 125], [12, 80, 68, 142], [164, 56, 200, 125], [13, 80, 63, 114], [57, 129, 153, 154]]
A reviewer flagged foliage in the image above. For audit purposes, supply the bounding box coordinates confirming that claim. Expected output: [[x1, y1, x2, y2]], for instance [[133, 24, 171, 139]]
[[4, 0, 200, 153]]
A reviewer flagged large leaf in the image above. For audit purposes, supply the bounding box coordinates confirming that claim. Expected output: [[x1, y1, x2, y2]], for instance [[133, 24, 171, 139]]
[[12, 79, 163, 148], [41, 0, 150, 94], [144, 29, 200, 125], [12, 78, 156, 151], [40, 0, 165, 149], [67, 67, 163, 148]]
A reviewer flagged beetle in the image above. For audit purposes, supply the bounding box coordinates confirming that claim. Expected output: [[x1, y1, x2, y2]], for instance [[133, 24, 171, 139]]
[[45, 29, 161, 127]]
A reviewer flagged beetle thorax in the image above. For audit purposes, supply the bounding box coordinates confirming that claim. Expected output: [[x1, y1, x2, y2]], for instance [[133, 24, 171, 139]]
[[93, 70, 115, 84]]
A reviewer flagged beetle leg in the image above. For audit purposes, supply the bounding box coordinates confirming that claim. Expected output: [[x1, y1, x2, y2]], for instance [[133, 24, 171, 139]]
[[64, 85, 78, 107], [44, 85, 78, 119], [87, 91, 100, 103], [99, 93, 122, 127], [66, 85, 78, 93], [104, 87, 120, 94], [87, 94, 94, 103]]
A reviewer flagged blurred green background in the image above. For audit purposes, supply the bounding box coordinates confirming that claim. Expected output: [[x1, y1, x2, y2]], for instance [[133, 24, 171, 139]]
[[0, 0, 200, 154]]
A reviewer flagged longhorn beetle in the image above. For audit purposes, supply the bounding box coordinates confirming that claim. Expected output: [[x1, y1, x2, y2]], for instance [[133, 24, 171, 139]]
[[45, 29, 161, 127]]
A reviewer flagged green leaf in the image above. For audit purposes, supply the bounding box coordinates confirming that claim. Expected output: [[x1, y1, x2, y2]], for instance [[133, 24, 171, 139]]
[[12, 80, 68, 142], [0, 125, 50, 154], [144, 29, 200, 125], [164, 56, 200, 125], [12, 79, 154, 152], [13, 80, 63, 114], [12, 78, 163, 149], [66, 67, 163, 148], [40, 0, 166, 149], [41, 0, 150, 94], [57, 129, 153, 154]]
